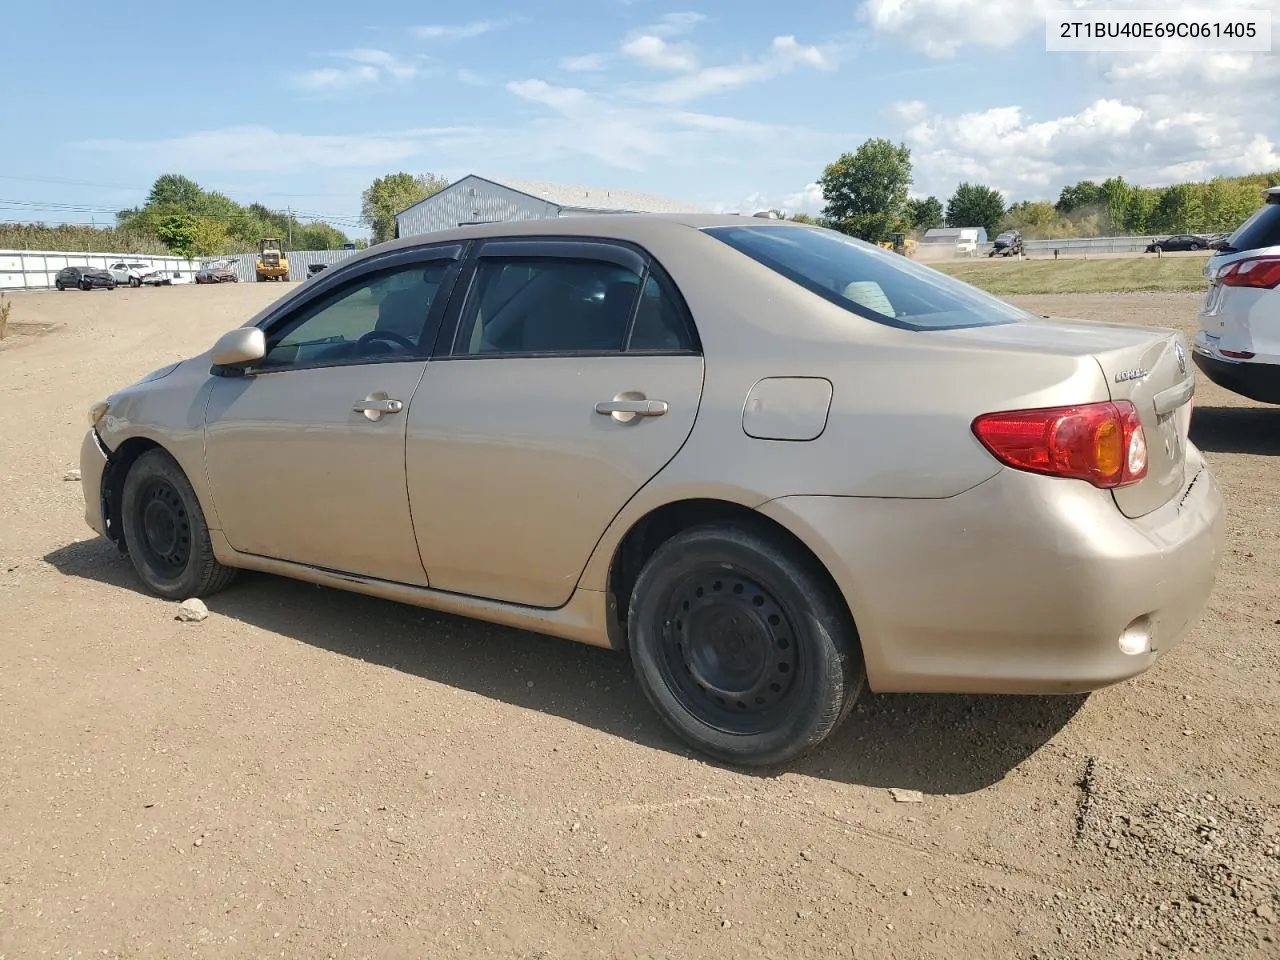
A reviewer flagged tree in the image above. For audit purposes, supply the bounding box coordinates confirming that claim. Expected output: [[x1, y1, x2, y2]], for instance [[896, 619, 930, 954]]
[[788, 212, 819, 225], [904, 196, 944, 232], [817, 139, 913, 243], [361, 172, 449, 244], [1099, 176, 1132, 234], [153, 213, 199, 257], [1002, 200, 1074, 239], [1149, 183, 1205, 234], [1055, 180, 1104, 215], [146, 174, 205, 212], [946, 182, 1005, 238]]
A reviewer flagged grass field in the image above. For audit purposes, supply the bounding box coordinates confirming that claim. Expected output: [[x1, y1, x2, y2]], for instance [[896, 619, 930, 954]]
[[931, 254, 1211, 295]]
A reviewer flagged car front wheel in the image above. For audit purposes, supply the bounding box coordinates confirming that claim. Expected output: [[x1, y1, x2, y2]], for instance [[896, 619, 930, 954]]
[[627, 522, 864, 767], [121, 448, 237, 600], [129, 277, 141, 287]]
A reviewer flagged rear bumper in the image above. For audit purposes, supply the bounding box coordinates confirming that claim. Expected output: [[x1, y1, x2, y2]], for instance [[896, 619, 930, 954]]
[[760, 449, 1224, 695], [79, 428, 110, 537], [1192, 338, 1280, 405]]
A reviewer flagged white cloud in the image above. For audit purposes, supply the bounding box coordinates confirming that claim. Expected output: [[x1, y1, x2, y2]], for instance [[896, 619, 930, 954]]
[[291, 65, 380, 91], [341, 48, 419, 81], [504, 78, 842, 173], [78, 125, 485, 173], [625, 35, 835, 103], [648, 11, 708, 36], [413, 17, 524, 40], [622, 34, 700, 71], [716, 182, 826, 217], [560, 53, 607, 71], [289, 48, 421, 91], [891, 96, 1280, 202]]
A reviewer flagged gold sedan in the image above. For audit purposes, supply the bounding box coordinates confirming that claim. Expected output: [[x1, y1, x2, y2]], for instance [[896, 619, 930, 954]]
[[80, 215, 1224, 766]]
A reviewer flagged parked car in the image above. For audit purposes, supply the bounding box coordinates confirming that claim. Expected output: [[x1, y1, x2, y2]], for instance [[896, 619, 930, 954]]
[[988, 230, 1023, 257], [1193, 186, 1280, 404], [1145, 234, 1208, 253], [54, 266, 116, 291], [108, 261, 166, 288], [195, 260, 240, 284], [79, 215, 1223, 767], [307, 263, 329, 277], [1205, 233, 1232, 251]]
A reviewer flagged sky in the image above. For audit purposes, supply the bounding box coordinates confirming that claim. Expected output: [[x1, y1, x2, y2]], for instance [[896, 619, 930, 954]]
[[3, 0, 1278, 239]]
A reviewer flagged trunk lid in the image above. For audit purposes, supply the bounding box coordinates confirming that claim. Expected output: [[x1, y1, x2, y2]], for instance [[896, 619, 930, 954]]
[[946, 317, 1194, 518]]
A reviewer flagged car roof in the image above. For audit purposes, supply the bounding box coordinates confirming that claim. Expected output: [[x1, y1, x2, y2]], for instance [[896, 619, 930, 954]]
[[345, 213, 797, 269]]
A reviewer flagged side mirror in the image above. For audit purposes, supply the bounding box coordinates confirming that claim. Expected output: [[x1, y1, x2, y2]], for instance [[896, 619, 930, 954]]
[[211, 327, 266, 368]]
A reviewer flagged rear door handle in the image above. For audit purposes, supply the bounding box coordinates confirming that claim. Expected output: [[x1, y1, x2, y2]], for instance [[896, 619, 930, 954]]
[[353, 393, 404, 421], [595, 398, 668, 421]]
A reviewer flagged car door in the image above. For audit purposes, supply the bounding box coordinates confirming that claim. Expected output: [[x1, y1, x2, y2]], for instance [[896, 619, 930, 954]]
[[108, 262, 126, 283], [406, 237, 705, 608], [203, 246, 463, 585]]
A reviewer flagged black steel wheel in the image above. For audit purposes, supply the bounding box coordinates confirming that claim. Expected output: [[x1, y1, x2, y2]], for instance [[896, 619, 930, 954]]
[[121, 448, 237, 599], [628, 522, 864, 767], [657, 571, 801, 736]]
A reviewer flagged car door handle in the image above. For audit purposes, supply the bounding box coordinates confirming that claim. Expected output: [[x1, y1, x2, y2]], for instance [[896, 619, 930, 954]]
[[353, 394, 403, 421], [595, 398, 668, 419]]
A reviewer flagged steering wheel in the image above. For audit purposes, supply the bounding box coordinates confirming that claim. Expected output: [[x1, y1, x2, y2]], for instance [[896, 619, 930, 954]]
[[356, 330, 416, 353]]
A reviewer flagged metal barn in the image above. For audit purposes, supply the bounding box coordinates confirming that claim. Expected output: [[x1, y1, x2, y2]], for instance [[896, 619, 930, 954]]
[[394, 174, 707, 239]]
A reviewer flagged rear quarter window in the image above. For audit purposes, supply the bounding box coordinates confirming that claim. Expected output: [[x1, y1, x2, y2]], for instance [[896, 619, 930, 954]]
[[1226, 199, 1280, 253], [703, 224, 1030, 331]]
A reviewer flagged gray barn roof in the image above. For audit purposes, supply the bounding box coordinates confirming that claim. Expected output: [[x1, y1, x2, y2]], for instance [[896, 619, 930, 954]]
[[463, 175, 706, 215]]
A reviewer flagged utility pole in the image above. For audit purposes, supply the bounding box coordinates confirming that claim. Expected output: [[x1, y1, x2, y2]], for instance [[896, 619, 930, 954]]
[[287, 206, 293, 248]]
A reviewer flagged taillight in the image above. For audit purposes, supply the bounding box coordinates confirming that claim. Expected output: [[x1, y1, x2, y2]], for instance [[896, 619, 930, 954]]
[[972, 401, 1148, 489], [1218, 256, 1280, 289]]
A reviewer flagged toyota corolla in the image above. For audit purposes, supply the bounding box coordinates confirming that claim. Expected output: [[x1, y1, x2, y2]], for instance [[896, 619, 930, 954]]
[[79, 215, 1224, 766]]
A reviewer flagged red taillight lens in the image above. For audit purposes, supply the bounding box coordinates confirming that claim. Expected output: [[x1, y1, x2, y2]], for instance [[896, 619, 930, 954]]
[[1218, 256, 1280, 289], [972, 401, 1148, 489]]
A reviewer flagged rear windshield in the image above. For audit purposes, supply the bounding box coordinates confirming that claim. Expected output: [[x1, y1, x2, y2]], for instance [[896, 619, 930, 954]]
[[704, 224, 1029, 330], [1225, 198, 1280, 253]]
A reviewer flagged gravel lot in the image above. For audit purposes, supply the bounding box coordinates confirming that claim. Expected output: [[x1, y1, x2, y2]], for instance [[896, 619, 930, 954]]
[[1, 284, 1277, 960]]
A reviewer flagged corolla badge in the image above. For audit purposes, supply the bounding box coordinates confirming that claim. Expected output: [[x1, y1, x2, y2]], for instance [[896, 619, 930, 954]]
[[1175, 341, 1188, 377], [1115, 368, 1149, 383]]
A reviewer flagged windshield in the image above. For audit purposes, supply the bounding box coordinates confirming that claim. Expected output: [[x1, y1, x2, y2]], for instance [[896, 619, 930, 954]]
[[704, 224, 1030, 330]]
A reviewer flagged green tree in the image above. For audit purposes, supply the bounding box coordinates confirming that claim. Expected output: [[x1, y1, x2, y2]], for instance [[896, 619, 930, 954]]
[[153, 213, 200, 256], [1149, 184, 1205, 234], [361, 172, 449, 244], [788, 212, 819, 225], [146, 174, 206, 212], [1122, 188, 1158, 234], [1055, 180, 1104, 215], [904, 196, 944, 231], [817, 139, 913, 242], [946, 182, 1005, 238], [1002, 200, 1073, 239], [1099, 176, 1132, 234]]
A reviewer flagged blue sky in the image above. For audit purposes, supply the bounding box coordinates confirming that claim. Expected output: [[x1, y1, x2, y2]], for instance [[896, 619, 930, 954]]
[[3, 0, 1278, 239]]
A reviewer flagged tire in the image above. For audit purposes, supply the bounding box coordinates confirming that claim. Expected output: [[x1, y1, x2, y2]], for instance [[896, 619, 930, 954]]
[[627, 522, 864, 767], [121, 448, 237, 600], [1190, 243, 1202, 251], [55, 280, 64, 291], [129, 276, 141, 288], [79, 280, 91, 291]]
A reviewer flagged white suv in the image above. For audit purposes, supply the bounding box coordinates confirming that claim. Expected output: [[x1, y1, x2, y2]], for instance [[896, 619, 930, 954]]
[[1193, 186, 1280, 404]]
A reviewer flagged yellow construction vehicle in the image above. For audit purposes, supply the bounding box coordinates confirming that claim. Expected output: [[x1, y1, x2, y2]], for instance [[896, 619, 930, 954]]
[[877, 232, 917, 257], [255, 239, 290, 282]]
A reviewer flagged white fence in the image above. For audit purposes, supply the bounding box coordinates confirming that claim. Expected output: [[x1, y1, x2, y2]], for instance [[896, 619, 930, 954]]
[[0, 250, 200, 290], [0, 247, 364, 290]]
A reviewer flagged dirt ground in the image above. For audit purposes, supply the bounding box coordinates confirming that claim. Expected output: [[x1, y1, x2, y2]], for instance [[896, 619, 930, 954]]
[[1, 283, 1277, 960]]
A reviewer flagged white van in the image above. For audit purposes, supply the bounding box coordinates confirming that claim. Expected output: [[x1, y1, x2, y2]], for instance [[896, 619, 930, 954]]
[[921, 227, 988, 255]]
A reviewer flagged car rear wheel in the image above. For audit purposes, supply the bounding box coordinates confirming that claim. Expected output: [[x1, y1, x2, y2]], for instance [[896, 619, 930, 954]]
[[55, 280, 64, 291], [627, 523, 864, 767], [121, 448, 237, 600]]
